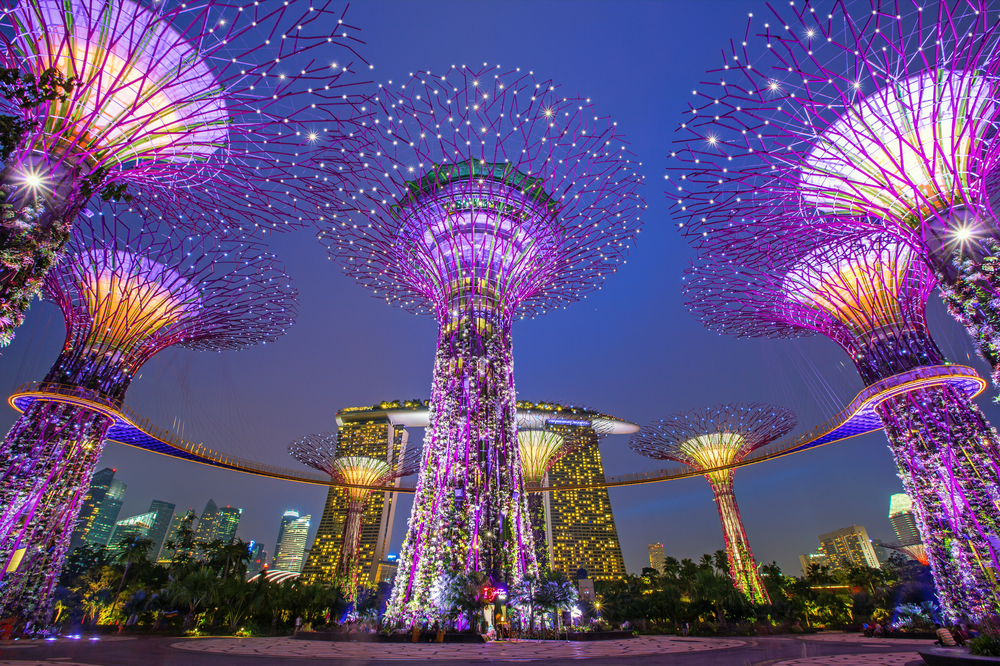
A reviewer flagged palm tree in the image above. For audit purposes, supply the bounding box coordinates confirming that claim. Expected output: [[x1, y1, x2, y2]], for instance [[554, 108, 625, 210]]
[[113, 536, 155, 600], [167, 567, 218, 631]]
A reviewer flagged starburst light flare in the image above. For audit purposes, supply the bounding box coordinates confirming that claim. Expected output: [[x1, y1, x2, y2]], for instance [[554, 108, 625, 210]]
[[289, 432, 420, 602], [665, 0, 1000, 388], [0, 216, 296, 624], [631, 404, 795, 605], [0, 0, 368, 346], [686, 230, 1000, 621], [321, 64, 645, 625]]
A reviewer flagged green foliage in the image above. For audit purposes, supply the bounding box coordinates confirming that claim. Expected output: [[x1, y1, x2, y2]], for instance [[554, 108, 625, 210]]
[[970, 635, 1000, 657]]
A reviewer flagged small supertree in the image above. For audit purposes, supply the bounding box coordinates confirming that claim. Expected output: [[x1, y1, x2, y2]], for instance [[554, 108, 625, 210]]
[[686, 232, 1000, 620], [630, 404, 795, 605], [289, 431, 420, 602], [0, 216, 296, 624], [0, 0, 366, 346], [516, 404, 613, 570], [665, 0, 1000, 389], [321, 64, 645, 625]]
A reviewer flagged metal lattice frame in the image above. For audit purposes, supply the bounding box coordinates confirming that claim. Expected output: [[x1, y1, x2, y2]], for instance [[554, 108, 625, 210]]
[[0, 216, 296, 624], [321, 64, 644, 626], [0, 0, 367, 345], [289, 432, 420, 601], [685, 230, 1000, 620], [631, 404, 795, 605], [664, 0, 1000, 385]]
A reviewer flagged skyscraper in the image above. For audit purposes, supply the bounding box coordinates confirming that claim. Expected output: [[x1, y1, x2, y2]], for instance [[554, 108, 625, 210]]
[[70, 467, 117, 549], [86, 479, 127, 547], [147, 500, 176, 561], [193, 499, 220, 545], [818, 525, 881, 570], [107, 511, 158, 553], [546, 432, 627, 581], [248, 541, 267, 576], [274, 513, 310, 573], [301, 405, 408, 586], [214, 507, 242, 545], [889, 494, 922, 547], [648, 543, 666, 575], [157, 510, 197, 564], [273, 510, 300, 567]]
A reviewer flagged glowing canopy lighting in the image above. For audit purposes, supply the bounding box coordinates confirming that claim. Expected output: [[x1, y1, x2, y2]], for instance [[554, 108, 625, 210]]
[[517, 429, 566, 486], [331, 456, 394, 502]]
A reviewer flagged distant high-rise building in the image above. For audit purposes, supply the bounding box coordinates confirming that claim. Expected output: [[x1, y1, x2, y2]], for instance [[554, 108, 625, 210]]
[[146, 501, 176, 561], [818, 525, 880, 570], [273, 513, 310, 573], [107, 511, 157, 553], [193, 499, 220, 545], [86, 479, 127, 546], [301, 407, 408, 586], [648, 543, 666, 575], [375, 555, 399, 585], [546, 427, 627, 581], [157, 510, 197, 564], [70, 467, 117, 549], [889, 494, 922, 547], [248, 541, 267, 576], [214, 507, 242, 544], [799, 551, 830, 576], [273, 510, 300, 567]]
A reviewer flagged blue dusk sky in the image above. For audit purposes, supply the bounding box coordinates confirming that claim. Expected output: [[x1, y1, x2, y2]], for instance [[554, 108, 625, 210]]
[[2, 0, 994, 577]]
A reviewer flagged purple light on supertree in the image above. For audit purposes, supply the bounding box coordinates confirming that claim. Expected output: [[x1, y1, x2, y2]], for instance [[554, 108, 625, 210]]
[[630, 404, 796, 605], [663, 0, 1000, 389], [288, 432, 420, 602], [0, 216, 296, 624], [320, 64, 645, 625], [685, 231, 1000, 621], [0, 0, 366, 346]]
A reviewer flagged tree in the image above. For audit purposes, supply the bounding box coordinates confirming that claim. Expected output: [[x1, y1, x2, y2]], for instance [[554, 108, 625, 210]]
[[112, 536, 155, 601], [166, 567, 218, 630]]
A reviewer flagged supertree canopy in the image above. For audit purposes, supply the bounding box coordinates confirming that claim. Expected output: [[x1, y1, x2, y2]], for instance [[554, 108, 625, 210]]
[[0, 216, 296, 624], [0, 0, 366, 346], [664, 0, 1000, 388], [289, 431, 420, 601], [631, 404, 795, 605], [321, 64, 644, 625], [686, 231, 1000, 620]]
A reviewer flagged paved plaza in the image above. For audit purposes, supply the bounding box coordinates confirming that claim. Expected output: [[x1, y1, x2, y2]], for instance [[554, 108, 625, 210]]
[[0, 633, 939, 665]]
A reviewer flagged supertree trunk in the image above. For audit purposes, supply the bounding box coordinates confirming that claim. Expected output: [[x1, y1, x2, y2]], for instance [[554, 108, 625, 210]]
[[0, 401, 112, 624], [526, 492, 549, 570], [385, 316, 535, 625], [875, 384, 1000, 621], [705, 471, 770, 605], [335, 497, 367, 602]]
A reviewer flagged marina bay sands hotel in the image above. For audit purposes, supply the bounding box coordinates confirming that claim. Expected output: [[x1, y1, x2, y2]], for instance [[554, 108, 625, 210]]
[[301, 400, 636, 586]]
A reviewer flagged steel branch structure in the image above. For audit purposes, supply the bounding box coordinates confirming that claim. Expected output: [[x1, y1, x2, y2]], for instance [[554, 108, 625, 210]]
[[686, 232, 1000, 620], [631, 404, 795, 605], [322, 64, 644, 625], [289, 432, 420, 601], [0, 0, 366, 346], [665, 0, 1000, 388], [0, 217, 296, 625]]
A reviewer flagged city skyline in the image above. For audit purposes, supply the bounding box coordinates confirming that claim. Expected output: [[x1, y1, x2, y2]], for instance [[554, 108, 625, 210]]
[[0, 0, 988, 581]]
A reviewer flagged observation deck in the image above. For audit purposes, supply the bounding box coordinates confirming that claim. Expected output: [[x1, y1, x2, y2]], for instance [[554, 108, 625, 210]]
[[7, 364, 984, 492]]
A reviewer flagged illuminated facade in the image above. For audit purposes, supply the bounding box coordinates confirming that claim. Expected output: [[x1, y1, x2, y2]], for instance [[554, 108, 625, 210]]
[[273, 514, 310, 573], [300, 409, 409, 588], [818, 526, 881, 570], [890, 494, 922, 547], [648, 543, 665, 574]]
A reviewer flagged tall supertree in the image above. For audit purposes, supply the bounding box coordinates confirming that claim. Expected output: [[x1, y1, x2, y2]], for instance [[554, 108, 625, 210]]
[[0, 217, 296, 624], [686, 232, 1000, 620], [288, 431, 420, 602], [630, 404, 795, 605], [516, 404, 612, 570], [321, 65, 645, 624], [0, 0, 366, 346], [665, 0, 1000, 388]]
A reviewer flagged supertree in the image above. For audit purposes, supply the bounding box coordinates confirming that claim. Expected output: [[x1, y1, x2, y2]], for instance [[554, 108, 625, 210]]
[[664, 0, 1000, 388], [0, 0, 366, 346], [0, 216, 295, 624], [288, 431, 420, 602], [686, 232, 1000, 620], [630, 404, 795, 604], [516, 404, 613, 569], [320, 64, 645, 624]]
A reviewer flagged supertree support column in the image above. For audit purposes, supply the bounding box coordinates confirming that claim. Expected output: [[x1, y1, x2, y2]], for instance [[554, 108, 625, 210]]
[[663, 0, 1000, 389], [320, 65, 645, 625], [289, 432, 420, 603], [630, 405, 796, 604], [685, 232, 1000, 620], [0, 215, 297, 625], [0, 0, 369, 347]]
